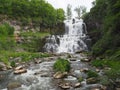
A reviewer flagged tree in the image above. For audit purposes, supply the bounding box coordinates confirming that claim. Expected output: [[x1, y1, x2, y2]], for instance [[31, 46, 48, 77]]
[[66, 4, 72, 20], [74, 6, 86, 19], [56, 8, 65, 23]]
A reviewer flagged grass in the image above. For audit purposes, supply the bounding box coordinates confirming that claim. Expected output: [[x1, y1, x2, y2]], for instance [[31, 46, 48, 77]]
[[53, 58, 70, 72], [87, 70, 99, 78], [91, 59, 120, 85], [20, 31, 50, 38], [0, 51, 51, 65]]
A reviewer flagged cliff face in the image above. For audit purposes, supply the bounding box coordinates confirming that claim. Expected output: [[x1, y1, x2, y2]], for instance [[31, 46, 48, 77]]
[[84, 0, 120, 57]]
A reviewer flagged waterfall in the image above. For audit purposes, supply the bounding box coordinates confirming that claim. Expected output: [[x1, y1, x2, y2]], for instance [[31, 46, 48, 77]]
[[43, 18, 90, 53]]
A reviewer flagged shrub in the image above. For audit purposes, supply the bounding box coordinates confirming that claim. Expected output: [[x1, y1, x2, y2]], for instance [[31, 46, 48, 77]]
[[87, 70, 99, 78], [10, 61, 16, 67], [53, 58, 70, 72], [78, 77, 84, 82]]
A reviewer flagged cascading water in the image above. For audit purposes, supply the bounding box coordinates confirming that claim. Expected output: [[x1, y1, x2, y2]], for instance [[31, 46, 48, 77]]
[[44, 18, 90, 53]]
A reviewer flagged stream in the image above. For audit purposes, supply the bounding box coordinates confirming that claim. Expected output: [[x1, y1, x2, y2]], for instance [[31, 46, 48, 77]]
[[0, 54, 102, 90], [0, 19, 102, 90]]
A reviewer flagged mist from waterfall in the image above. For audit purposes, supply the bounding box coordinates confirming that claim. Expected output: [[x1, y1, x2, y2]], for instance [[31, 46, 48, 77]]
[[44, 18, 90, 53]]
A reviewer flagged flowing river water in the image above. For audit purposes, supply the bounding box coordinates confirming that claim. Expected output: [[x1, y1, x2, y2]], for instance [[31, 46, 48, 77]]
[[0, 19, 103, 90]]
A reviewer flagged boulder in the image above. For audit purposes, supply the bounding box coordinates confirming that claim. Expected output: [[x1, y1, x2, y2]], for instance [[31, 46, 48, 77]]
[[81, 58, 90, 62], [14, 68, 27, 74], [74, 83, 81, 88], [15, 66, 23, 70], [95, 69, 100, 72], [59, 83, 71, 89], [34, 59, 42, 64], [80, 68, 89, 72], [91, 88, 101, 90], [87, 77, 98, 84], [53, 72, 68, 79], [69, 58, 77, 61], [7, 81, 21, 90], [0, 62, 7, 71]]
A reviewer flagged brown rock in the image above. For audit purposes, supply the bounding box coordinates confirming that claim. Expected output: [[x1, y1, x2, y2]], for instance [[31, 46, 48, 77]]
[[35, 60, 42, 64], [96, 69, 100, 72], [0, 62, 7, 71], [81, 58, 90, 62], [53, 72, 68, 79], [59, 83, 71, 89], [80, 68, 89, 72], [74, 83, 81, 88], [15, 66, 23, 70], [116, 88, 120, 90], [14, 68, 27, 74], [87, 77, 98, 84]]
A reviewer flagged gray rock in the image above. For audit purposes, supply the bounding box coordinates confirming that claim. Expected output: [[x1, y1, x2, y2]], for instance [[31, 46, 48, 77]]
[[7, 81, 21, 90]]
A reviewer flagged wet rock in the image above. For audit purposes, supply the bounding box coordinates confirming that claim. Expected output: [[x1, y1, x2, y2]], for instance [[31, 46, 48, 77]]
[[116, 88, 120, 90], [41, 73, 49, 77], [14, 68, 27, 74], [81, 58, 90, 62], [90, 88, 101, 90], [0, 62, 7, 71], [96, 69, 100, 72], [80, 68, 89, 72], [101, 86, 107, 90], [53, 72, 68, 79], [75, 50, 84, 54], [59, 83, 71, 89], [74, 83, 81, 88], [116, 78, 120, 87], [69, 58, 77, 61], [87, 77, 98, 84], [34, 59, 42, 64], [64, 76, 77, 82], [72, 70, 82, 78], [15, 66, 23, 70], [7, 81, 21, 90], [104, 67, 111, 70]]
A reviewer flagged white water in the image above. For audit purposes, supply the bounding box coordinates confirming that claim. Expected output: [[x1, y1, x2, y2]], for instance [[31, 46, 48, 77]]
[[44, 18, 90, 53]]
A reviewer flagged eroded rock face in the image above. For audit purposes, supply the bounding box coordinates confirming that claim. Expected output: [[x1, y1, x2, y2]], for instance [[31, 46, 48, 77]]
[[53, 72, 68, 79]]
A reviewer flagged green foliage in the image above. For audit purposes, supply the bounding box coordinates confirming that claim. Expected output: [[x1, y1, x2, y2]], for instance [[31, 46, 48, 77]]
[[0, 23, 14, 36], [66, 4, 72, 20], [53, 58, 70, 72], [87, 70, 99, 78], [84, 0, 120, 58], [91, 59, 108, 68], [100, 76, 110, 85], [91, 59, 120, 83], [0, 23, 15, 51], [10, 61, 16, 67], [0, 51, 51, 64], [0, 0, 65, 28], [78, 77, 84, 82], [19, 32, 49, 52]]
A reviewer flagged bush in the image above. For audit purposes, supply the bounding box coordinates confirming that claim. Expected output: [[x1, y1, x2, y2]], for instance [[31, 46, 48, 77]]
[[87, 70, 99, 78], [10, 61, 16, 67], [91, 59, 108, 68], [53, 58, 70, 72], [78, 77, 84, 82]]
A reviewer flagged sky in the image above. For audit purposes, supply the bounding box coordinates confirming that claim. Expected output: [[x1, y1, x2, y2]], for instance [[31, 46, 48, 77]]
[[46, 0, 94, 15]]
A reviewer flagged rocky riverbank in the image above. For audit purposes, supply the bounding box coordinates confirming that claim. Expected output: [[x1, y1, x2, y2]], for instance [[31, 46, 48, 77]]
[[0, 53, 113, 90]]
